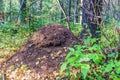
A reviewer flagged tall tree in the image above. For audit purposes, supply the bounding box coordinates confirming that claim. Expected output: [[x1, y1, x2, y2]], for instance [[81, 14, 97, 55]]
[[39, 0, 42, 11], [74, 0, 79, 24], [60, 1, 64, 21], [20, 0, 27, 22], [68, 0, 71, 21], [80, 0, 102, 39], [10, 0, 12, 22]]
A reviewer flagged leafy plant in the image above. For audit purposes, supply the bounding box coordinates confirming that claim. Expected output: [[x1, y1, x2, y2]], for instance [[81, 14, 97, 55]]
[[60, 37, 120, 79], [60, 37, 105, 79]]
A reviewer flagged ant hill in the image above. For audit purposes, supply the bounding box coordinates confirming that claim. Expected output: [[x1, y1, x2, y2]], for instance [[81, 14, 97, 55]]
[[5, 24, 78, 79]]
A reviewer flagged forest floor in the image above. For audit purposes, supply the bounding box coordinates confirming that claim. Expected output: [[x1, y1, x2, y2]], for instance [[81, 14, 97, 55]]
[[0, 24, 79, 80]]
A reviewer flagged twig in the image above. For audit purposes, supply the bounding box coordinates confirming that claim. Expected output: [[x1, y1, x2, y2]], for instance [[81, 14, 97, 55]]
[[56, 0, 70, 30]]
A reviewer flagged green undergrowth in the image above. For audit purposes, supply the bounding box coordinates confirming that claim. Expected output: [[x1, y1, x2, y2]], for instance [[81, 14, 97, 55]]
[[101, 18, 120, 48], [60, 36, 120, 80], [0, 22, 33, 57], [60, 19, 120, 80], [71, 23, 82, 36], [0, 19, 120, 80]]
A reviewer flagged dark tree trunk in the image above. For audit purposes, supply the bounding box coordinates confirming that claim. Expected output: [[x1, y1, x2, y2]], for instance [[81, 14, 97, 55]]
[[60, 1, 64, 22], [20, 0, 27, 23], [39, 0, 42, 11], [118, 0, 120, 6], [10, 0, 12, 22], [74, 0, 77, 24], [80, 0, 102, 39], [74, 0, 79, 24], [68, 0, 71, 21]]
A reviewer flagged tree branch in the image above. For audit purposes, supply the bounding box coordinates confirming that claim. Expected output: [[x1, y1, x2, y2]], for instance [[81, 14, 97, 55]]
[[56, 0, 70, 30]]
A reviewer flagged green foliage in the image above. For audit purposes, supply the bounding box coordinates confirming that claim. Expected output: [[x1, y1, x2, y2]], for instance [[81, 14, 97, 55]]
[[71, 23, 82, 36], [101, 56, 120, 80], [60, 37, 105, 79], [60, 37, 120, 79], [101, 18, 120, 48], [0, 22, 32, 57]]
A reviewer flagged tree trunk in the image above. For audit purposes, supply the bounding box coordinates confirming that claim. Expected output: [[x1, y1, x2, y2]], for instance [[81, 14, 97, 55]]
[[20, 0, 27, 23], [74, 0, 79, 24], [68, 0, 71, 21], [60, 1, 64, 22], [10, 0, 12, 22], [80, 0, 102, 39], [39, 0, 42, 11], [74, 0, 77, 24]]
